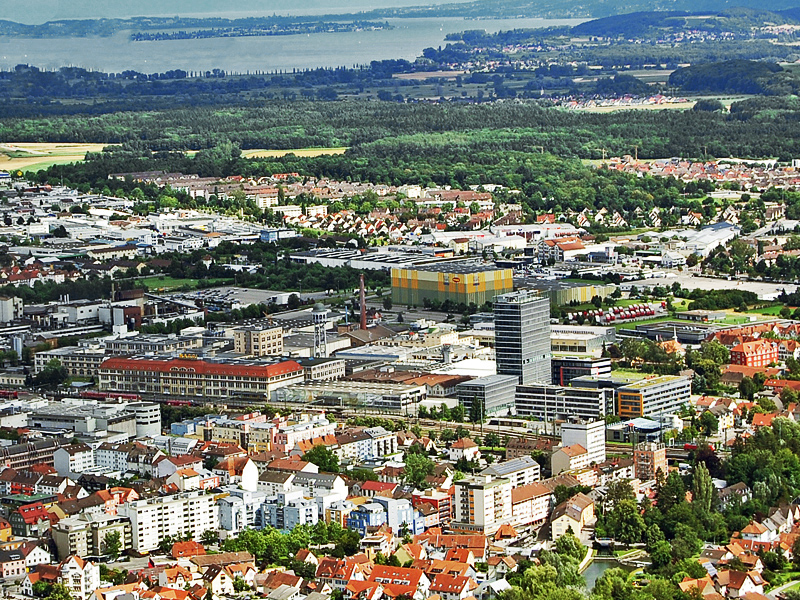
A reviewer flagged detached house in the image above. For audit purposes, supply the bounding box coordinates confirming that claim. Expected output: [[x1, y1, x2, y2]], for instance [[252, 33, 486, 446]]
[[367, 565, 430, 600]]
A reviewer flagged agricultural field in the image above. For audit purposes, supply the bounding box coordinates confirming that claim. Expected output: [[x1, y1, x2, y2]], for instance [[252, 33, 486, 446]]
[[0, 142, 107, 172]]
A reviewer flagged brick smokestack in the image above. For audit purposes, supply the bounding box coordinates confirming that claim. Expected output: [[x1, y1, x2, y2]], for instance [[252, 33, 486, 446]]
[[360, 274, 367, 330]]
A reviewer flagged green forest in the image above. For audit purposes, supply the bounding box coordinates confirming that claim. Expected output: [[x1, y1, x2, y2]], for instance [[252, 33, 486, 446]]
[[6, 97, 800, 161]]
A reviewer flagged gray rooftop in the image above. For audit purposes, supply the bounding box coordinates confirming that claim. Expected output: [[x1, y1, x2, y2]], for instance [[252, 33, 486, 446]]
[[480, 455, 540, 478]]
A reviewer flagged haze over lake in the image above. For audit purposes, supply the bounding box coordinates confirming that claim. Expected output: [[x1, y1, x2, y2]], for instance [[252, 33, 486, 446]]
[[0, 16, 582, 73], [1, 0, 475, 23]]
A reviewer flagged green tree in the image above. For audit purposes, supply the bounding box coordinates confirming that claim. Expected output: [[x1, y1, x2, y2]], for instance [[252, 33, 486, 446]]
[[287, 294, 301, 309], [554, 532, 584, 561], [649, 540, 673, 569], [201, 529, 219, 545], [303, 445, 340, 473], [692, 461, 714, 514], [739, 376, 758, 401], [656, 471, 686, 514], [382, 297, 393, 310], [101, 530, 122, 559], [699, 412, 718, 435], [604, 479, 635, 511], [33, 358, 68, 389], [403, 451, 435, 489], [609, 499, 645, 546], [469, 396, 485, 424], [45, 584, 73, 600]]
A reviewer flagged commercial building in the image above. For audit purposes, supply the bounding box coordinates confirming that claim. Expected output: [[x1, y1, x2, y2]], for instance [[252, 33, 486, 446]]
[[391, 262, 513, 307], [103, 334, 203, 355], [0, 297, 23, 324], [118, 491, 219, 552], [98, 356, 304, 398], [494, 290, 551, 385], [456, 375, 518, 418], [34, 347, 106, 378], [208, 420, 275, 454], [560, 418, 606, 466], [275, 380, 426, 413], [451, 474, 512, 535], [551, 356, 612, 387], [515, 383, 613, 421], [550, 325, 615, 357], [295, 357, 346, 382], [615, 375, 691, 419], [524, 280, 616, 307], [28, 403, 137, 438], [0, 439, 66, 470], [234, 325, 284, 357], [634, 441, 667, 481]]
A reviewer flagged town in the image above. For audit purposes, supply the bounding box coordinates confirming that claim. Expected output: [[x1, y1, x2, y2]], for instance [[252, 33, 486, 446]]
[[0, 161, 795, 600]]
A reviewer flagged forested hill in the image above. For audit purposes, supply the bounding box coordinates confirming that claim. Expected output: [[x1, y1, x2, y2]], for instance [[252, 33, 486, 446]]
[[358, 0, 800, 20], [669, 60, 800, 95], [571, 7, 800, 38]]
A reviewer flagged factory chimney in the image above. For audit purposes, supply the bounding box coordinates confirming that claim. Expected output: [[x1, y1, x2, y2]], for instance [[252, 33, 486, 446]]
[[360, 274, 367, 330]]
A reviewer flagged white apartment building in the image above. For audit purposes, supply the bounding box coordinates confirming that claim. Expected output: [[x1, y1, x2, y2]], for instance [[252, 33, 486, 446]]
[[119, 491, 219, 552], [480, 456, 540, 488], [551, 444, 591, 475], [511, 482, 552, 528], [95, 443, 130, 472], [272, 417, 336, 453], [53, 444, 94, 478], [451, 474, 512, 536], [561, 419, 606, 466], [58, 555, 100, 600]]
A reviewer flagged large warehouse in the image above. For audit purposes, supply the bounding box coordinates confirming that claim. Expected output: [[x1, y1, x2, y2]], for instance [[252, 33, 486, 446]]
[[391, 262, 514, 306]]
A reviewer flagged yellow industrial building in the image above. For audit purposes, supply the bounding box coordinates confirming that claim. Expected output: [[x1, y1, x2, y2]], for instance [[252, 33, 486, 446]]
[[391, 262, 514, 306]]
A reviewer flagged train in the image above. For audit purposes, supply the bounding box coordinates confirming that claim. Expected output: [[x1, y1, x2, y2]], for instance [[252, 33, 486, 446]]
[[79, 390, 141, 401], [0, 390, 19, 399], [684, 442, 715, 451]]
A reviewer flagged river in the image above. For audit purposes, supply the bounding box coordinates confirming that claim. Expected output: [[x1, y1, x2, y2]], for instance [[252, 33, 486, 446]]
[[0, 16, 583, 73], [582, 558, 628, 589]]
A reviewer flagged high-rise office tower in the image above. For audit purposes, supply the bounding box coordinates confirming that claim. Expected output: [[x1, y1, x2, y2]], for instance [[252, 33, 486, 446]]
[[494, 290, 551, 385]]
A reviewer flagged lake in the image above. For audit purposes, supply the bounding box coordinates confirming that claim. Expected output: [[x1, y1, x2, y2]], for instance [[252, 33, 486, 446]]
[[0, 16, 583, 73]]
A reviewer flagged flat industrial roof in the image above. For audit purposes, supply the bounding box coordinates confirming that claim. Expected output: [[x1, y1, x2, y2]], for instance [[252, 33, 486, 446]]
[[398, 261, 508, 274]]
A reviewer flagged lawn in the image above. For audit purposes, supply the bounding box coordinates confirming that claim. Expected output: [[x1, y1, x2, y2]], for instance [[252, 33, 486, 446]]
[[614, 316, 673, 331], [610, 368, 649, 381], [140, 276, 233, 291], [720, 315, 752, 325], [747, 304, 792, 315]]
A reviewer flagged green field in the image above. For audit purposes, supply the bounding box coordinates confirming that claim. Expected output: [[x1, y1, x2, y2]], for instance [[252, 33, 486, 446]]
[[141, 276, 234, 291], [747, 304, 792, 315], [614, 316, 673, 331]]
